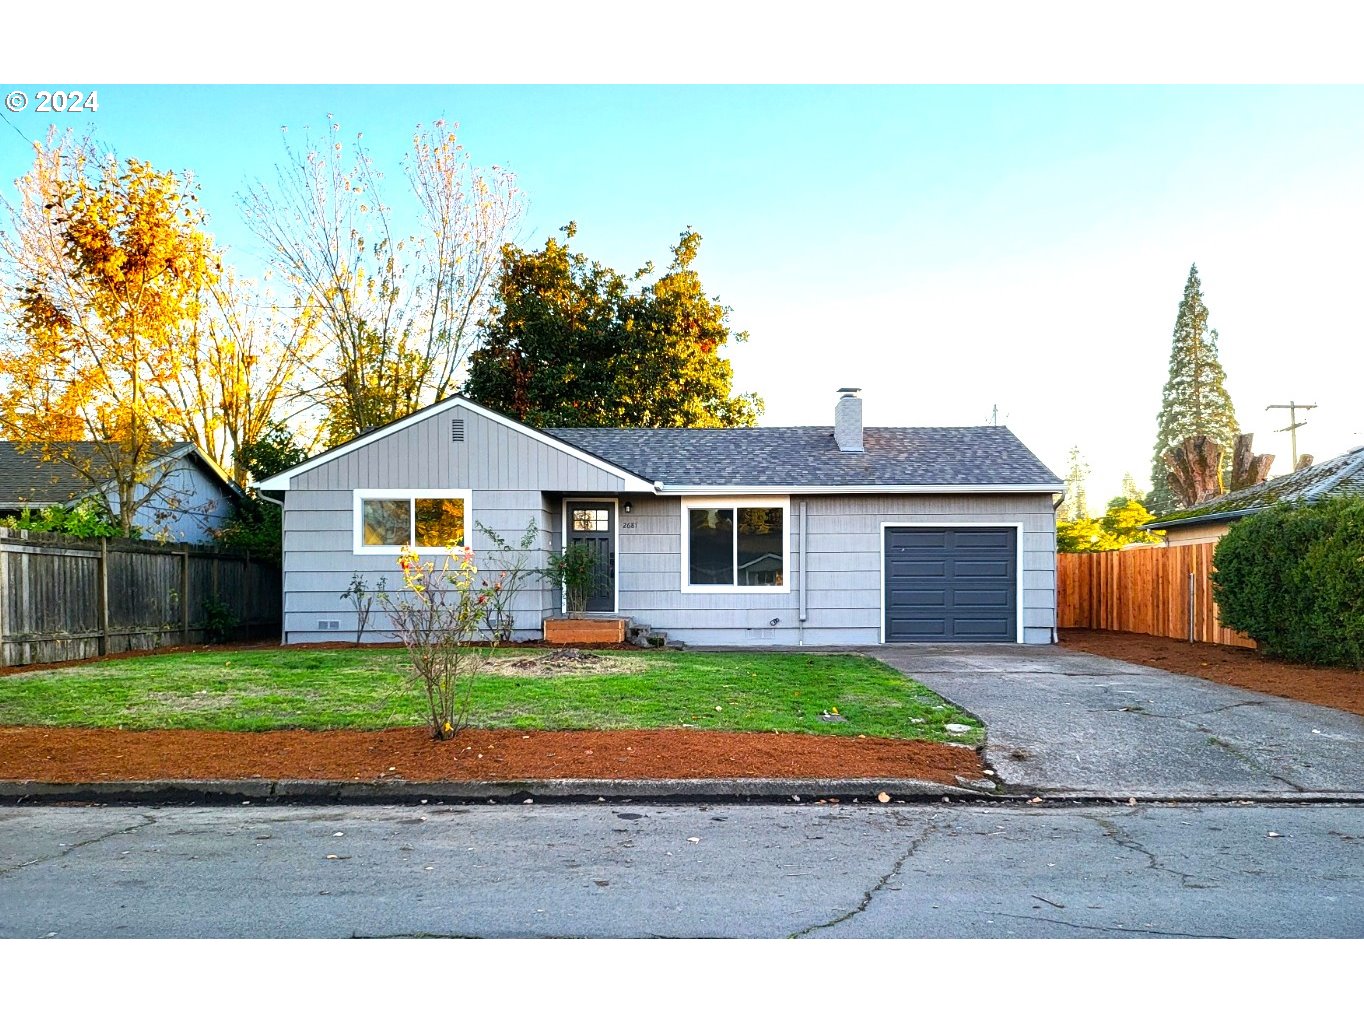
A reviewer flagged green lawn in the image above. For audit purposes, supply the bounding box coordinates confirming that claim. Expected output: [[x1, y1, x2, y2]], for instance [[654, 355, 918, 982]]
[[0, 648, 982, 744]]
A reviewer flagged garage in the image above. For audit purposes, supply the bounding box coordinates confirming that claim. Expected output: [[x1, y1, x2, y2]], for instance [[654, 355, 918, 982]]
[[883, 526, 1019, 642]]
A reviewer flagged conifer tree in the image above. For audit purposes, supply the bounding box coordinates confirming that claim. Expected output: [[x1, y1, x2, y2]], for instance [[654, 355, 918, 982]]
[[1147, 264, 1239, 513]]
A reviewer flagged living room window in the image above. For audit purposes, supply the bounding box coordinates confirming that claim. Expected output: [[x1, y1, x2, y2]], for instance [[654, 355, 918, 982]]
[[681, 497, 789, 592], [353, 489, 472, 554]]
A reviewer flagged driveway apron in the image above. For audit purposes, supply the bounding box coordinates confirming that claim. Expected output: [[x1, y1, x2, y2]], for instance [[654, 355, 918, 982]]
[[861, 644, 1364, 799]]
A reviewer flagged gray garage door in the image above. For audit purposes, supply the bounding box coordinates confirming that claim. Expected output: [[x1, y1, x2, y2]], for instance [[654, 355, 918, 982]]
[[884, 527, 1017, 642]]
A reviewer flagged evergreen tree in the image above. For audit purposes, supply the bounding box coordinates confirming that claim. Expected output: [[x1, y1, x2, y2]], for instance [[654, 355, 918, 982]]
[[1148, 264, 1239, 513], [1120, 471, 1144, 504], [1059, 445, 1090, 522]]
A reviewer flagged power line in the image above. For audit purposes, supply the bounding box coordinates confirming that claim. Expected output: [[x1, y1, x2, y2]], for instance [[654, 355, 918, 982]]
[[1266, 401, 1317, 468], [0, 106, 35, 148]]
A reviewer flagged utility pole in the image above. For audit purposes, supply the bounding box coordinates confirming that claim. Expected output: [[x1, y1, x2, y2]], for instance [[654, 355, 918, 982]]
[[1266, 402, 1317, 469]]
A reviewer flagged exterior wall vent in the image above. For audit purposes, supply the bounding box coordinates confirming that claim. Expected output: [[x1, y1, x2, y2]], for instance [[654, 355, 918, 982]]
[[451, 418, 465, 442]]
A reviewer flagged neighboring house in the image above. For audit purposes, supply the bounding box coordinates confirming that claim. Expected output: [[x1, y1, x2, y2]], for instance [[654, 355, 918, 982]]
[[257, 389, 1063, 647], [0, 440, 241, 544], [1147, 443, 1364, 546]]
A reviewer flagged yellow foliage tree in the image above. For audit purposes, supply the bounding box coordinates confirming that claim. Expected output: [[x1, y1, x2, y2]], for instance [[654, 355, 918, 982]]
[[0, 133, 317, 528], [0, 134, 218, 535]]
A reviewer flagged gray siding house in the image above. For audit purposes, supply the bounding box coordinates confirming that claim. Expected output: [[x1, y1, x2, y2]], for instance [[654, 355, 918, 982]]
[[0, 440, 240, 544], [258, 390, 1063, 646]]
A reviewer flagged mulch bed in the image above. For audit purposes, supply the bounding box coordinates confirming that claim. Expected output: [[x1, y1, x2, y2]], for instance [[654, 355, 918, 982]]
[[0, 727, 985, 785], [1061, 629, 1364, 717]]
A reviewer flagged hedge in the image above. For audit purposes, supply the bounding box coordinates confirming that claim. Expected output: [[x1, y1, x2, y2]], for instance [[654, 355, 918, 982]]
[[1212, 496, 1364, 668]]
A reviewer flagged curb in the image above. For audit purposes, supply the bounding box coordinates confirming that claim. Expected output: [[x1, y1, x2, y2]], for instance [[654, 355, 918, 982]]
[[0, 777, 980, 805], [4, 778, 1364, 806]]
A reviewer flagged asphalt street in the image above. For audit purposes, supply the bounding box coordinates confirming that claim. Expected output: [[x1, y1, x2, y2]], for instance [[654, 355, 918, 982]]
[[2, 801, 1360, 938]]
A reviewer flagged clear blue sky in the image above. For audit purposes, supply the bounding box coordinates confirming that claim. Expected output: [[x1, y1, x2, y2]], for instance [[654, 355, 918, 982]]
[[3, 83, 1361, 504]]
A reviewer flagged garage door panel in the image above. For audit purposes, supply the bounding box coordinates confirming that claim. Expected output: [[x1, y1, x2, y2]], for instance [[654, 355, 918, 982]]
[[955, 560, 1010, 579], [890, 533, 947, 550], [888, 616, 948, 638], [887, 588, 947, 608], [952, 617, 1014, 639], [891, 561, 947, 579], [954, 532, 1011, 550], [884, 527, 1017, 643], [954, 587, 1011, 607]]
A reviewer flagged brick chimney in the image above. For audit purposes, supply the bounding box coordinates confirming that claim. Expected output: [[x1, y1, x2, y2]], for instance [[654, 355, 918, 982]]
[[834, 388, 863, 452]]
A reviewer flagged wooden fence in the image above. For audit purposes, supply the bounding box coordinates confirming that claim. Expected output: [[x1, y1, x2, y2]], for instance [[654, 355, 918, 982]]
[[1057, 542, 1255, 648], [0, 528, 281, 667]]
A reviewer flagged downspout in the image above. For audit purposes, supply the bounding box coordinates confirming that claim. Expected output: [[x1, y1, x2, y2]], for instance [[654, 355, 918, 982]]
[[1051, 491, 1063, 644], [798, 500, 808, 645]]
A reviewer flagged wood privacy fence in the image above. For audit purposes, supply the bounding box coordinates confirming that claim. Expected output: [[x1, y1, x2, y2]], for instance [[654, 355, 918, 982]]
[[1056, 542, 1256, 648], [0, 528, 281, 667]]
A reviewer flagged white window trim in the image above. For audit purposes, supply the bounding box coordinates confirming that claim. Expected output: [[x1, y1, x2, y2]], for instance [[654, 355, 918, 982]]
[[680, 495, 791, 594], [878, 521, 1024, 644], [352, 488, 474, 556]]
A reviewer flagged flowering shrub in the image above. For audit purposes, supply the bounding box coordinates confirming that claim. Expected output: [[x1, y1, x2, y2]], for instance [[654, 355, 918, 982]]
[[380, 545, 493, 740], [476, 519, 539, 642]]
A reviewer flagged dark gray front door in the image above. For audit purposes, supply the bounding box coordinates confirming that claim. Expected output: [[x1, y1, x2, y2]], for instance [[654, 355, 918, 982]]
[[884, 527, 1017, 642], [567, 501, 615, 613]]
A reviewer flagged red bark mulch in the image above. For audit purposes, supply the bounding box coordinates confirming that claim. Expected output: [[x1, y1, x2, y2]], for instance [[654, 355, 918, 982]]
[[0, 727, 985, 786], [1061, 629, 1364, 717]]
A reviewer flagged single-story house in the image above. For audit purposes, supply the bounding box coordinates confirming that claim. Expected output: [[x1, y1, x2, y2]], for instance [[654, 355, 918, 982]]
[[257, 389, 1063, 646], [1147, 442, 1364, 546], [0, 440, 241, 544]]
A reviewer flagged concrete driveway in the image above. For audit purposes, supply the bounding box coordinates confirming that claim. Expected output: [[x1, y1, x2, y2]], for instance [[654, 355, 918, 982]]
[[865, 645, 1364, 799]]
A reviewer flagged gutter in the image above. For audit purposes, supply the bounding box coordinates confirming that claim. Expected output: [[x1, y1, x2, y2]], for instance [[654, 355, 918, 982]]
[[653, 483, 1064, 496]]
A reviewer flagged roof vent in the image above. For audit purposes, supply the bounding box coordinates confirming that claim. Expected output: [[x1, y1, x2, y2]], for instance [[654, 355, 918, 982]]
[[834, 388, 863, 453], [451, 418, 465, 443]]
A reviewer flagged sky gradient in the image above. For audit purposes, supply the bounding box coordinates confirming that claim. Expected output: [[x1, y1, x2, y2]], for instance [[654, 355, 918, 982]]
[[2, 84, 1360, 505]]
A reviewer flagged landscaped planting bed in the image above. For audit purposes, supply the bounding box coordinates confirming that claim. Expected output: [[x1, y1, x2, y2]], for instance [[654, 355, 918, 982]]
[[0, 646, 986, 784]]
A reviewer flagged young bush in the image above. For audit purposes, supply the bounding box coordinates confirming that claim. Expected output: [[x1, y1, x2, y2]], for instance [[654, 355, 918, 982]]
[[475, 519, 539, 641], [380, 546, 493, 740], [1212, 496, 1364, 667], [543, 543, 598, 617]]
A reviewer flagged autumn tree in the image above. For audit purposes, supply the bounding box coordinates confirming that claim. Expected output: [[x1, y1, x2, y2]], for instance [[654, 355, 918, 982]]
[[465, 224, 763, 428], [1148, 264, 1239, 513], [0, 134, 219, 535], [149, 271, 320, 486], [240, 119, 523, 446], [1057, 496, 1162, 552]]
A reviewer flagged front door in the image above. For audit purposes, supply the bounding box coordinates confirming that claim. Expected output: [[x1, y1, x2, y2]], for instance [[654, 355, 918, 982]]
[[566, 501, 615, 613]]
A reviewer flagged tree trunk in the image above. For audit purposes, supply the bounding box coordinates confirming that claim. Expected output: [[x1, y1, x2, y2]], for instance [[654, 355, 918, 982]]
[[1164, 435, 1224, 508], [1229, 433, 1274, 492]]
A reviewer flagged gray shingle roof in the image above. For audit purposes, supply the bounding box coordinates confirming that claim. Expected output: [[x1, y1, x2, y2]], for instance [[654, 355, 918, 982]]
[[1148, 443, 1364, 529], [0, 441, 198, 506], [546, 426, 1062, 488]]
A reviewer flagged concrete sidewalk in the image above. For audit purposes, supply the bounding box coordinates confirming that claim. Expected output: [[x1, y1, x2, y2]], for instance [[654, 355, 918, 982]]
[[864, 644, 1364, 799]]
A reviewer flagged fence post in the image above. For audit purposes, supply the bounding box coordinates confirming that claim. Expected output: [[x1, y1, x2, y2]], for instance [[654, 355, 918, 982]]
[[180, 546, 190, 645], [1187, 570, 1195, 643], [98, 537, 110, 656], [0, 528, 8, 666]]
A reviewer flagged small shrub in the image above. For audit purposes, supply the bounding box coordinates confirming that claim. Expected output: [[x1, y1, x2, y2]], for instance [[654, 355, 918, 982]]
[[201, 597, 239, 644], [476, 519, 539, 641], [380, 546, 495, 740], [543, 543, 598, 617], [1212, 496, 1364, 667], [340, 572, 386, 645], [1, 499, 122, 538]]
